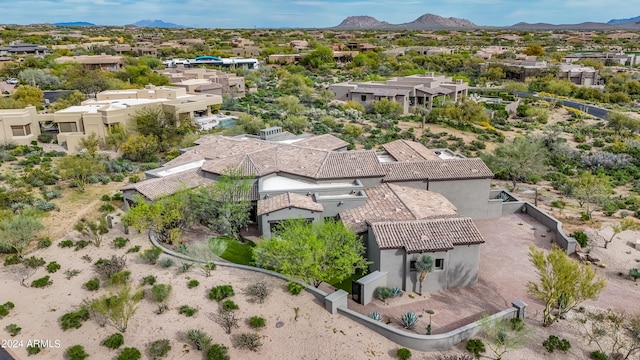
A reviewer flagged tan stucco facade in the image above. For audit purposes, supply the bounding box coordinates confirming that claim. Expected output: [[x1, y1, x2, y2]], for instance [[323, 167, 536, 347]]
[[0, 106, 43, 146]]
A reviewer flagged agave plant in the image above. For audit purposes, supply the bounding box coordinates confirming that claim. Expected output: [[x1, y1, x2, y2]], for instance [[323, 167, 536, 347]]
[[368, 311, 383, 321], [390, 287, 403, 298], [401, 312, 418, 329]]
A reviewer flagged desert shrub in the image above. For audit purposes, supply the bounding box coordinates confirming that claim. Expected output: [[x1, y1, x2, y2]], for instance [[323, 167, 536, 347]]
[[31, 275, 52, 288], [397, 348, 412, 360], [248, 316, 266, 329], [38, 133, 54, 143], [66, 345, 89, 360], [4, 255, 21, 266], [245, 282, 269, 303], [582, 152, 632, 170], [590, 350, 608, 360], [147, 339, 171, 360], [84, 278, 100, 291], [140, 246, 162, 264], [74, 240, 90, 251], [151, 284, 172, 302], [117, 347, 141, 360], [209, 285, 234, 302], [5, 323, 21, 336], [286, 281, 304, 295], [101, 194, 111, 201], [542, 335, 571, 353], [102, 332, 124, 349], [401, 312, 418, 329], [510, 317, 524, 331], [437, 355, 474, 360], [376, 286, 392, 300], [23, 256, 45, 268], [159, 257, 173, 268], [100, 203, 115, 213], [206, 344, 230, 360], [60, 308, 90, 330], [46, 261, 61, 273], [64, 269, 81, 279], [141, 275, 157, 286], [26, 344, 42, 355], [178, 262, 193, 273], [95, 255, 127, 279], [187, 279, 200, 288], [112, 193, 124, 201], [108, 270, 132, 287], [466, 338, 486, 359], [0, 302, 14, 318], [186, 329, 212, 351], [629, 268, 640, 281], [215, 307, 240, 334], [221, 300, 239, 312], [572, 231, 589, 248], [202, 262, 217, 277], [232, 332, 262, 352], [179, 305, 197, 317], [126, 245, 141, 253], [37, 237, 52, 248], [113, 237, 129, 249], [59, 239, 74, 248]]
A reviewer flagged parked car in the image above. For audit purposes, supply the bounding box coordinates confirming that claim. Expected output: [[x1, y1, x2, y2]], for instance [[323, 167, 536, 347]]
[[5, 78, 18, 84]]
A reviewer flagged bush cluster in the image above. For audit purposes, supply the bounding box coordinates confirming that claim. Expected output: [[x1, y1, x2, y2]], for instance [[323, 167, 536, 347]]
[[102, 333, 124, 349], [245, 282, 270, 303], [60, 309, 90, 331], [209, 285, 234, 302]]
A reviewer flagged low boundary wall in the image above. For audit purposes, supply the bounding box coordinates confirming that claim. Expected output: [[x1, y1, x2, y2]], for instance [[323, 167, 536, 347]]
[[148, 229, 525, 351]]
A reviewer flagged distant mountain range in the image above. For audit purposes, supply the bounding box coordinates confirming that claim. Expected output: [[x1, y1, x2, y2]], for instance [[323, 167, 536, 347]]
[[53, 19, 186, 28], [129, 19, 186, 28], [334, 13, 640, 30], [334, 14, 475, 30]]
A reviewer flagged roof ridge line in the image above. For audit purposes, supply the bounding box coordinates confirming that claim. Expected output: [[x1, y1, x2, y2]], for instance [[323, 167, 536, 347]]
[[314, 151, 332, 179], [387, 183, 419, 220]]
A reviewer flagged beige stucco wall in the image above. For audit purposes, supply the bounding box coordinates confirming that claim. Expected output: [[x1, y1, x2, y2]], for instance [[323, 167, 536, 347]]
[[0, 106, 41, 146]]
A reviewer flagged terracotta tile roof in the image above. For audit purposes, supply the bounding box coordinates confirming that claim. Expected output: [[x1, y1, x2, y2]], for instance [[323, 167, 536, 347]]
[[292, 134, 349, 151], [382, 139, 442, 161], [316, 151, 386, 179], [370, 217, 485, 253], [340, 183, 458, 233], [257, 192, 324, 216], [120, 168, 209, 200], [382, 158, 493, 181]]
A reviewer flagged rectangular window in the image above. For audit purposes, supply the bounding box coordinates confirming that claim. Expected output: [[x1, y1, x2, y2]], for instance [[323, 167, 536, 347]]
[[24, 124, 31, 135], [361, 95, 367, 101], [10, 125, 25, 137], [435, 258, 444, 270], [59, 122, 78, 133], [409, 260, 416, 272]]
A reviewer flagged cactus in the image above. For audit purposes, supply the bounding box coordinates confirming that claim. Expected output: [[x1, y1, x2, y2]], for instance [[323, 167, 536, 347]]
[[401, 312, 418, 329], [369, 311, 383, 321], [390, 287, 403, 298]]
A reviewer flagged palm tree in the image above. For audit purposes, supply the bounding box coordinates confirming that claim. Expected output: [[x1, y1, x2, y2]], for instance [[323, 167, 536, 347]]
[[415, 255, 434, 295]]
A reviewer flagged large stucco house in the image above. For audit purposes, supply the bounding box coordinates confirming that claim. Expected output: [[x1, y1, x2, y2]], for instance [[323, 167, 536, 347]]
[[122, 128, 501, 294], [0, 106, 43, 146], [330, 73, 469, 115], [38, 85, 221, 152]]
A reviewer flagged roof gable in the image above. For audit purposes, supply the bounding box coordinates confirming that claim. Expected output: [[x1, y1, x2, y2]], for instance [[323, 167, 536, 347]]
[[257, 192, 324, 215]]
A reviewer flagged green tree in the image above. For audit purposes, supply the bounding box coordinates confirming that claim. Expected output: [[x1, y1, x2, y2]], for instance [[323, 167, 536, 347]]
[[370, 97, 403, 116], [579, 310, 640, 360], [299, 45, 335, 69], [57, 155, 106, 192], [105, 123, 129, 151], [570, 172, 612, 220], [598, 218, 640, 249], [17, 68, 61, 90], [119, 134, 159, 163], [253, 219, 369, 287], [235, 114, 263, 135], [482, 137, 548, 191], [523, 44, 545, 57], [276, 95, 304, 116], [608, 112, 640, 138], [51, 90, 85, 111], [343, 124, 364, 138], [527, 245, 606, 327], [12, 85, 44, 108], [414, 255, 433, 296], [0, 212, 44, 258], [282, 115, 308, 134]]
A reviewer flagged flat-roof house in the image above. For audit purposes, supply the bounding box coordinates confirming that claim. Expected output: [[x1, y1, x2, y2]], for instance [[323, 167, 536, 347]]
[[0, 106, 43, 146], [54, 54, 125, 71], [330, 73, 469, 115], [122, 133, 498, 295], [0, 42, 50, 56], [157, 67, 245, 98], [43, 85, 221, 152]]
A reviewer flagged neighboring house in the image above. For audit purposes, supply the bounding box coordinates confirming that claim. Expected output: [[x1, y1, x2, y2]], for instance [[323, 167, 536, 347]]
[[54, 54, 125, 71], [384, 46, 453, 58], [0, 42, 50, 56], [0, 106, 43, 146], [39, 85, 221, 152], [557, 63, 602, 86], [562, 52, 638, 66], [157, 67, 246, 98], [330, 73, 470, 114], [122, 132, 500, 294]]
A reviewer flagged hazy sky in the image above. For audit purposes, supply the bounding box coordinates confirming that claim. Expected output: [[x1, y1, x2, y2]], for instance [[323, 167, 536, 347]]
[[0, 0, 637, 28]]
